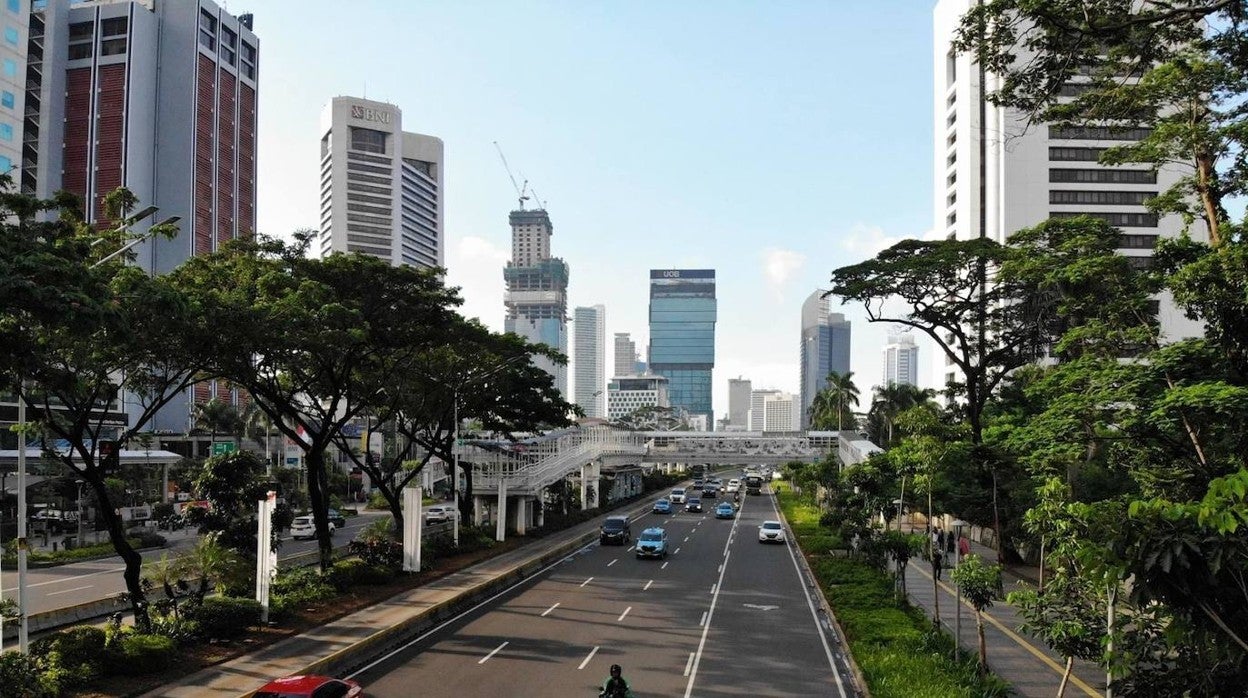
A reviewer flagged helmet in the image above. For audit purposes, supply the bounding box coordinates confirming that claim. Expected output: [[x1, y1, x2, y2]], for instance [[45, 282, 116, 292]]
[[610, 664, 622, 677]]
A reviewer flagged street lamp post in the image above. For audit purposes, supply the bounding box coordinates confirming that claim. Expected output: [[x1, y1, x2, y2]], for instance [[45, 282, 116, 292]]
[[75, 480, 85, 548], [951, 518, 967, 659]]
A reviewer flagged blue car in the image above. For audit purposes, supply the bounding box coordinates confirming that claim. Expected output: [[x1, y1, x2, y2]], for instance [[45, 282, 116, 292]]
[[653, 499, 672, 514], [715, 501, 735, 519], [635, 527, 669, 559]]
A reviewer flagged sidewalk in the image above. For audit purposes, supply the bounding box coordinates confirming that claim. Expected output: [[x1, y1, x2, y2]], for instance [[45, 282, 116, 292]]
[[903, 535, 1106, 697], [143, 501, 653, 698]]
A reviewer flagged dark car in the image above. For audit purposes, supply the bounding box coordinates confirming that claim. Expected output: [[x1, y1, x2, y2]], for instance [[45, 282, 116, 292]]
[[600, 515, 632, 545], [685, 497, 703, 513], [327, 509, 347, 528], [701, 484, 718, 499]]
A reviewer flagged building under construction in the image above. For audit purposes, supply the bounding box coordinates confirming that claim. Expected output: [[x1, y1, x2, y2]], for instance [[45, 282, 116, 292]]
[[503, 208, 569, 397]]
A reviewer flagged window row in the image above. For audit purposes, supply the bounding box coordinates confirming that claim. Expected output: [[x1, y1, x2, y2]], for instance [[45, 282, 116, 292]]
[[1049, 125, 1151, 141], [199, 9, 256, 79], [1050, 211, 1158, 227], [1049, 168, 1156, 184], [1050, 190, 1156, 205], [1050, 147, 1107, 162]]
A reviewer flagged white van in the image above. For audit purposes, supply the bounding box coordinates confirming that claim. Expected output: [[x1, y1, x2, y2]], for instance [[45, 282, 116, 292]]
[[669, 487, 687, 504], [290, 515, 335, 540]]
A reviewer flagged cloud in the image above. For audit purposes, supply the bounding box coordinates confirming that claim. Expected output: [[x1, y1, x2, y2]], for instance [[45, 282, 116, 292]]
[[760, 247, 806, 301]]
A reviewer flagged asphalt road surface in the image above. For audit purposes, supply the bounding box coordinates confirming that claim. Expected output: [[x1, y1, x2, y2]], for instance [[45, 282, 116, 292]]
[[352, 488, 855, 697], [2, 510, 390, 615]]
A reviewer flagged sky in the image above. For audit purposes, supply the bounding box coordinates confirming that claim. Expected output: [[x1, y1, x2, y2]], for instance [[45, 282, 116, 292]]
[[252, 1, 938, 421]]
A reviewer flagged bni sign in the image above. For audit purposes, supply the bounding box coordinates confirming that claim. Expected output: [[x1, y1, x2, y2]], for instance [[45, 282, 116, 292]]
[[351, 105, 392, 124]]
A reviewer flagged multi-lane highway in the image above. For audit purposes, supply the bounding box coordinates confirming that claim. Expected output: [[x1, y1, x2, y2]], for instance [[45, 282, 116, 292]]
[[2, 510, 388, 615], [352, 488, 857, 697]]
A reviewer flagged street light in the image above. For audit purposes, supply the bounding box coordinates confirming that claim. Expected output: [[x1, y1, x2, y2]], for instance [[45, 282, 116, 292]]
[[75, 480, 85, 548]]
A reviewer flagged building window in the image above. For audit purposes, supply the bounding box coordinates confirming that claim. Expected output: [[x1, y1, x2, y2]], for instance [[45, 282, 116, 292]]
[[240, 41, 256, 79], [1049, 147, 1108, 162], [1050, 211, 1159, 227], [198, 8, 217, 50], [0, 155, 12, 172], [100, 38, 126, 56], [2, 91, 13, 109], [68, 21, 93, 60], [1125, 256, 1153, 270], [4, 26, 16, 45], [69, 21, 93, 39], [68, 43, 92, 59], [101, 16, 127, 37], [221, 26, 237, 65], [946, 212, 957, 226], [0, 123, 13, 141], [2, 59, 14, 78], [1049, 168, 1157, 184], [350, 126, 388, 154], [1050, 190, 1156, 205], [1049, 125, 1152, 141], [1119, 234, 1160, 249], [1057, 82, 1095, 97]]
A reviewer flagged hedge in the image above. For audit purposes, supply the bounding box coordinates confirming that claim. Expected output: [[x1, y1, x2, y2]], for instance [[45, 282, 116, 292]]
[[184, 596, 261, 641]]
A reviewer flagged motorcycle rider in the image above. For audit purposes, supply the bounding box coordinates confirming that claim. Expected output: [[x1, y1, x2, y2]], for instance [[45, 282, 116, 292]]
[[600, 663, 632, 698]]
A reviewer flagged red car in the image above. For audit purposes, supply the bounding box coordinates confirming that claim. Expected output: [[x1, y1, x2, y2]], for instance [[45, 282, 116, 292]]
[[255, 675, 363, 698]]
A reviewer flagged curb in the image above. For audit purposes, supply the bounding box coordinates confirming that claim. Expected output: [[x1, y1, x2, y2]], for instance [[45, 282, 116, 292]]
[[771, 488, 871, 698]]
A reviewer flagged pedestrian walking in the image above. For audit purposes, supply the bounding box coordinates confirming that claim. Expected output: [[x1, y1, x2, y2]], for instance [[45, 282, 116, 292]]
[[932, 546, 944, 579], [958, 534, 970, 558], [936, 527, 946, 553], [946, 529, 956, 558]]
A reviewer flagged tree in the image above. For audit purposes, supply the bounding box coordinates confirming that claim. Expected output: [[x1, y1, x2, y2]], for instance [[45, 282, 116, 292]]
[[826, 370, 860, 431], [867, 382, 934, 448], [337, 318, 575, 532], [173, 233, 459, 572], [828, 237, 1050, 557], [950, 553, 1004, 675], [193, 399, 244, 451], [186, 450, 273, 580]]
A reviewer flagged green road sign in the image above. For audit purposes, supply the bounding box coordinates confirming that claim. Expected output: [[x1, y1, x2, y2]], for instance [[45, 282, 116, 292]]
[[212, 441, 237, 456]]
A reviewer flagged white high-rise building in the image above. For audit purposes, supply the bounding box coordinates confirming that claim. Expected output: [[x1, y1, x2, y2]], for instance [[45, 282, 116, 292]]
[[933, 0, 1204, 390], [318, 96, 443, 268], [574, 305, 606, 419], [607, 375, 669, 422], [727, 377, 752, 430], [749, 388, 780, 431], [883, 333, 919, 387], [762, 392, 801, 432], [613, 333, 637, 378]]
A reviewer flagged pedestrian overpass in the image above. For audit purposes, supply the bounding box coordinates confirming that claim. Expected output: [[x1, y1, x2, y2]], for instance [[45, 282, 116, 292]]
[[457, 426, 881, 539]]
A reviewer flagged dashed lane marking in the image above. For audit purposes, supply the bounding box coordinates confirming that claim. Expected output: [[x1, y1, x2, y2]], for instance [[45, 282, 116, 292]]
[[578, 646, 600, 670], [541, 602, 560, 617], [479, 641, 508, 664], [617, 606, 632, 622], [644, 579, 653, 591], [607, 559, 617, 567], [581, 576, 594, 587]]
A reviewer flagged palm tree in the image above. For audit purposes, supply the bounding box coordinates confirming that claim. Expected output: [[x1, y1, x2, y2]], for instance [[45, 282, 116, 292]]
[[870, 383, 936, 447], [825, 371, 860, 432], [807, 390, 834, 429], [194, 398, 244, 454]]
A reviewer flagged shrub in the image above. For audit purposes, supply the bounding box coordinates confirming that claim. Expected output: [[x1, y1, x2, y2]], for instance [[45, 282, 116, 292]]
[[31, 626, 107, 682], [358, 564, 396, 585], [268, 567, 336, 620], [113, 634, 176, 676], [132, 531, 168, 549], [184, 596, 260, 640], [348, 525, 402, 570], [328, 558, 369, 591], [0, 651, 57, 697]]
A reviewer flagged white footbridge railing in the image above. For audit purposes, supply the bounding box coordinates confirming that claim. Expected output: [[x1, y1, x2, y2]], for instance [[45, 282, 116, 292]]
[[467, 426, 646, 495]]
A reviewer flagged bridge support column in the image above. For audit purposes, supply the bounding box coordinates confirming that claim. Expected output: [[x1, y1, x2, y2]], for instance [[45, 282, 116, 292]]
[[580, 463, 592, 511], [536, 496, 545, 528], [514, 496, 528, 535], [473, 495, 486, 526], [495, 481, 507, 542]]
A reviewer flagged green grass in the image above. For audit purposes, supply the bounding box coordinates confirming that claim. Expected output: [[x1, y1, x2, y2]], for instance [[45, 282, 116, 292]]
[[776, 488, 1010, 698]]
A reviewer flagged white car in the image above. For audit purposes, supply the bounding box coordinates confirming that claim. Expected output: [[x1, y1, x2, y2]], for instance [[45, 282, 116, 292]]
[[669, 487, 687, 504], [290, 515, 334, 540], [726, 479, 741, 493], [758, 520, 786, 544], [425, 505, 458, 524]]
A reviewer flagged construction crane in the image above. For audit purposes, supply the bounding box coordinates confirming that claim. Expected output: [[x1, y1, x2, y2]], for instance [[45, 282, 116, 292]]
[[493, 141, 530, 210]]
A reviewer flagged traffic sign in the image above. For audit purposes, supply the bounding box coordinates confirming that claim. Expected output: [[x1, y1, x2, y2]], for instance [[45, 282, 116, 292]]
[[212, 442, 236, 456]]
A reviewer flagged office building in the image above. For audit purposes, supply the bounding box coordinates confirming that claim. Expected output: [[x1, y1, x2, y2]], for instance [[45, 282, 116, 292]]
[[727, 377, 752, 430], [648, 269, 717, 428], [317, 96, 443, 268], [933, 0, 1204, 390], [799, 290, 851, 429], [21, 0, 258, 432], [749, 388, 780, 431], [607, 375, 669, 422], [504, 208, 569, 396], [762, 392, 802, 432], [574, 305, 606, 419], [0, 0, 25, 185], [884, 333, 919, 387], [613, 333, 637, 379]]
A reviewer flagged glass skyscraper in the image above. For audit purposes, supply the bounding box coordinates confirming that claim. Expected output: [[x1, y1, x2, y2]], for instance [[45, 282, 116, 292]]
[[800, 290, 851, 429], [648, 269, 716, 428]]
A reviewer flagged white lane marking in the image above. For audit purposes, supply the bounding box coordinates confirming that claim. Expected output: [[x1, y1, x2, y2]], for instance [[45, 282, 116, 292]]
[[627, 546, 635, 552], [674, 547, 681, 554], [541, 602, 560, 617], [578, 646, 600, 670], [581, 576, 594, 587], [608, 559, 617, 567], [711, 584, 717, 594], [479, 641, 508, 664], [661, 562, 669, 570], [617, 606, 632, 622], [699, 610, 708, 626], [644, 579, 653, 591], [684, 536, 689, 543], [684, 495, 746, 698], [46, 584, 92, 596], [349, 539, 599, 679], [772, 492, 849, 698], [683, 652, 696, 677], [717, 564, 722, 573]]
